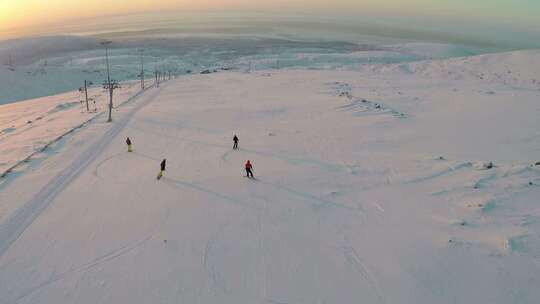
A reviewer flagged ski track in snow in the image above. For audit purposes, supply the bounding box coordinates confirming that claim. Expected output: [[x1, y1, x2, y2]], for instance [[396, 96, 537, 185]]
[[0, 86, 163, 259], [258, 179, 363, 213], [92, 150, 160, 179], [14, 235, 153, 303], [202, 226, 230, 294], [128, 124, 348, 174], [163, 174, 361, 216], [163, 178, 259, 210], [342, 246, 385, 304], [370, 201, 386, 213], [246, 183, 269, 301], [220, 149, 234, 164], [126, 122, 375, 218], [92, 152, 125, 179], [1, 51, 539, 303]]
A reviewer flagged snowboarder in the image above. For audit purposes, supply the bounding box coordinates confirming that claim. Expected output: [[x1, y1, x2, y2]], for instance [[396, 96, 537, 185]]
[[126, 137, 133, 152], [157, 159, 166, 180], [245, 160, 254, 178], [233, 135, 239, 150]]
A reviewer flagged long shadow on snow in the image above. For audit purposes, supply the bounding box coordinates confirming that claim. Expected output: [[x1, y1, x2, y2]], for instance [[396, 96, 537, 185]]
[[256, 179, 363, 213], [92, 151, 161, 179], [164, 177, 362, 215], [129, 124, 347, 173], [163, 178, 258, 210]]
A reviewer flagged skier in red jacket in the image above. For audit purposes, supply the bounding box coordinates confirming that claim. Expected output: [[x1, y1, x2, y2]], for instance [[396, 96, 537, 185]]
[[245, 160, 254, 178]]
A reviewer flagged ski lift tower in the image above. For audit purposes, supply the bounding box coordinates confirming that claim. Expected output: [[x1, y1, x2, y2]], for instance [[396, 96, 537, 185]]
[[79, 80, 93, 112], [138, 49, 145, 90], [101, 40, 117, 122]]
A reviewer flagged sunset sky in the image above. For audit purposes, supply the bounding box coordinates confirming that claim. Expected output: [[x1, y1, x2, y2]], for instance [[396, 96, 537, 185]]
[[1, 0, 539, 39]]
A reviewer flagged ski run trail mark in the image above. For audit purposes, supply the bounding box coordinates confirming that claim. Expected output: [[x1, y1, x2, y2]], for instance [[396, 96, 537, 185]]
[[342, 246, 386, 304], [13, 235, 153, 303]]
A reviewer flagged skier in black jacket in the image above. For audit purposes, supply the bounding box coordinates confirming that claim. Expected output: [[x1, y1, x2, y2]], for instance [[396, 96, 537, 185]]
[[233, 135, 239, 150], [126, 137, 133, 152], [157, 159, 166, 180]]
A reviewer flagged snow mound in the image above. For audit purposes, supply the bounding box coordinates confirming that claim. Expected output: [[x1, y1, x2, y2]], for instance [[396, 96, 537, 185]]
[[400, 49, 540, 90]]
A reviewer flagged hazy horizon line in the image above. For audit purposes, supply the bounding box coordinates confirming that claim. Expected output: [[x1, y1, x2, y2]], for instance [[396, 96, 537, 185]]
[[1, 10, 540, 49]]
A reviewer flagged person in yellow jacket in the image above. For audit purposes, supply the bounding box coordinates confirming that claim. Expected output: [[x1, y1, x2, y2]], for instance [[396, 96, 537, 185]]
[[126, 137, 133, 152]]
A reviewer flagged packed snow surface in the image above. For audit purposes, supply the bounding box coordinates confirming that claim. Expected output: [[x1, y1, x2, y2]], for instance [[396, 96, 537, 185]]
[[0, 50, 539, 303], [0, 81, 142, 175]]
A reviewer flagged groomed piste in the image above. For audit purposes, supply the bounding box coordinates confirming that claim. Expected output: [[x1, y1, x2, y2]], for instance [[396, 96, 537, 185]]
[[1, 50, 540, 304]]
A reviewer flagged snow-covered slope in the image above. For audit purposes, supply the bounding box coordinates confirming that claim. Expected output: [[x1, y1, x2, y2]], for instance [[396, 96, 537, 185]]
[[0, 81, 142, 175], [0, 50, 539, 304], [0, 35, 487, 105], [401, 49, 540, 90]]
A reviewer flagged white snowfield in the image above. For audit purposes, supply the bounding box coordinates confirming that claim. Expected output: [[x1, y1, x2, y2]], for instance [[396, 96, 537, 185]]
[[0, 50, 539, 304], [0, 81, 142, 175]]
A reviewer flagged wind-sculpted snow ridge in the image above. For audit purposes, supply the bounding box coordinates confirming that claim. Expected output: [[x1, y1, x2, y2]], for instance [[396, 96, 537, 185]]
[[331, 82, 406, 118], [421, 160, 540, 254], [396, 49, 540, 91]]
